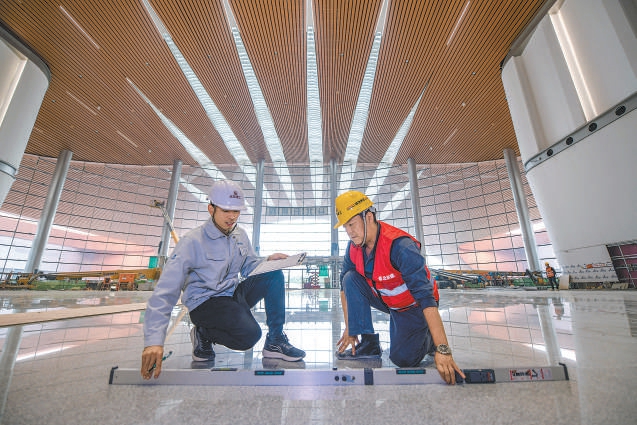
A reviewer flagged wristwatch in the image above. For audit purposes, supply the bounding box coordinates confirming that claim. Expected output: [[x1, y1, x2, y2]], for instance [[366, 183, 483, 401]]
[[435, 344, 452, 355]]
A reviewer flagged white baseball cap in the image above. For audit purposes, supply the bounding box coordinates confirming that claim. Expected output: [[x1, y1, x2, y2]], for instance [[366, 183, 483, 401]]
[[208, 180, 247, 210]]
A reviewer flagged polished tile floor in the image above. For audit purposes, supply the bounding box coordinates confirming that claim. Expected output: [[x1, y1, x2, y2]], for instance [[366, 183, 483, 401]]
[[1, 287, 637, 425]]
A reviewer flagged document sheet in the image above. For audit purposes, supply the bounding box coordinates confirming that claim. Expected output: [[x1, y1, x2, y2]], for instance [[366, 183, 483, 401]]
[[248, 252, 307, 276]]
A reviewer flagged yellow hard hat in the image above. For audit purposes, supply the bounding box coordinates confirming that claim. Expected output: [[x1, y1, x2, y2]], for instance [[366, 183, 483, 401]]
[[334, 190, 373, 228], [545, 262, 549, 266]]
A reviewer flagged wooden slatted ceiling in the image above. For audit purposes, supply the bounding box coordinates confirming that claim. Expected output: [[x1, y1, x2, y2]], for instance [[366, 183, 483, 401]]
[[0, 0, 545, 169], [366, 0, 543, 165], [364, 0, 455, 162], [3, 1, 197, 165]]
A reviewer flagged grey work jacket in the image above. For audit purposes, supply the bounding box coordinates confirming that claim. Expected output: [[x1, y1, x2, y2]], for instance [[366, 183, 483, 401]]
[[143, 218, 263, 347]]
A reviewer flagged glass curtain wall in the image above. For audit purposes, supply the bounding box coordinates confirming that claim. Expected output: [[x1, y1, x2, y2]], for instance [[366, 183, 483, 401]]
[[0, 154, 554, 276]]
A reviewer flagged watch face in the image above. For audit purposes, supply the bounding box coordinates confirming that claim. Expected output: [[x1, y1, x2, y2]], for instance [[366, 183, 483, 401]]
[[436, 344, 451, 355]]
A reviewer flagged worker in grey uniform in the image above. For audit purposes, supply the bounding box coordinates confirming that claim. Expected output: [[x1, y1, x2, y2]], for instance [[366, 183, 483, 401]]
[[141, 179, 305, 379]]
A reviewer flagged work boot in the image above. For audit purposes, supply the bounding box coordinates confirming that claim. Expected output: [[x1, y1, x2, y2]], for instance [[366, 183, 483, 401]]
[[336, 333, 382, 359], [190, 326, 215, 362], [262, 332, 306, 361]]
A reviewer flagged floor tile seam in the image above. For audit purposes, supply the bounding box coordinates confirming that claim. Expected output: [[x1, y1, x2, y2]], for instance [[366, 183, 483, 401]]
[[0, 302, 148, 327]]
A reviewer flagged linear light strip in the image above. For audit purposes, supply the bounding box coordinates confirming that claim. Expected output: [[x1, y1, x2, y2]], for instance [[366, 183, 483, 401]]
[[446, 1, 470, 46], [443, 128, 457, 145], [59, 6, 100, 50], [221, 0, 294, 204], [66, 91, 97, 115], [366, 87, 426, 200], [550, 10, 597, 118], [116, 130, 138, 148], [0, 57, 26, 125]]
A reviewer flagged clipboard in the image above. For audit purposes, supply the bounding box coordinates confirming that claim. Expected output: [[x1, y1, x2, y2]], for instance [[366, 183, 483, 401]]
[[248, 252, 307, 277]]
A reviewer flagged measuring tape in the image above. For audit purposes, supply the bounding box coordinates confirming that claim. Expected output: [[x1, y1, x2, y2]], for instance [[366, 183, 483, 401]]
[[109, 363, 569, 386]]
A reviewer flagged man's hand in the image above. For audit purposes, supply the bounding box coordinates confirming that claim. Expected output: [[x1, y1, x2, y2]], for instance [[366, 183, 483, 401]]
[[267, 253, 288, 261], [141, 345, 164, 380], [434, 352, 465, 385], [336, 330, 359, 354]]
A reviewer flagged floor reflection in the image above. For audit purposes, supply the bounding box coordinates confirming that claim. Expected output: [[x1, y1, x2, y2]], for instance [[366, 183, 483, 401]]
[[0, 288, 581, 373], [1, 288, 637, 425]]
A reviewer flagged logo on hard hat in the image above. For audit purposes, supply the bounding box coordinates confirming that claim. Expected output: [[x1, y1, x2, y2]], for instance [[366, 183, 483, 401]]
[[230, 190, 241, 199], [346, 198, 367, 211]]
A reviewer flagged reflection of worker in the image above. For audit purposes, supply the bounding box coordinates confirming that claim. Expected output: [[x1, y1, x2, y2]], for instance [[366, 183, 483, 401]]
[[545, 262, 558, 290], [334, 190, 464, 385], [553, 298, 565, 319], [141, 180, 305, 379]]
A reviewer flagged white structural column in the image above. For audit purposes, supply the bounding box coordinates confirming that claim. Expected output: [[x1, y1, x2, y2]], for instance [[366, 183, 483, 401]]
[[407, 158, 425, 254], [504, 148, 540, 272], [330, 159, 339, 257], [0, 325, 23, 421], [159, 159, 182, 258], [501, 0, 637, 283], [252, 159, 265, 255], [502, 17, 585, 162], [535, 302, 562, 365], [0, 27, 50, 208], [24, 150, 73, 273]]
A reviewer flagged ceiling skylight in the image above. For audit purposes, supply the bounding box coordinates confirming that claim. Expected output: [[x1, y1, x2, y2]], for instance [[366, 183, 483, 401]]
[[366, 84, 427, 201], [223, 0, 295, 205], [141, 0, 255, 179], [307, 0, 324, 204], [339, 0, 390, 194], [141, 0, 278, 207], [127, 78, 224, 180]]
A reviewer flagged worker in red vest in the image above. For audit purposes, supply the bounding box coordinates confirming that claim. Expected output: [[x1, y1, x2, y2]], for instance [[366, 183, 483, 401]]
[[545, 262, 558, 290], [334, 190, 463, 385]]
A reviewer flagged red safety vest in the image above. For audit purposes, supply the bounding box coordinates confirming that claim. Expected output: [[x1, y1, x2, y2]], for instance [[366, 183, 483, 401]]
[[349, 222, 439, 309], [546, 266, 555, 278]]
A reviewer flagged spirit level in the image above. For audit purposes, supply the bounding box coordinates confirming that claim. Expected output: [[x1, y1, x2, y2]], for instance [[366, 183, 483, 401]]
[[109, 363, 568, 386]]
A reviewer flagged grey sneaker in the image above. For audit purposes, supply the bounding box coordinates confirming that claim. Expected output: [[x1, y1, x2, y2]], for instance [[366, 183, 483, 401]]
[[262, 357, 306, 369], [190, 326, 215, 362], [336, 333, 382, 359], [262, 333, 306, 361]]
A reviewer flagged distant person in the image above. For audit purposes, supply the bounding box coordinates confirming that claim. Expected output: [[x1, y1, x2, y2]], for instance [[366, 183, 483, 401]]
[[545, 262, 558, 290], [141, 180, 305, 379], [333, 190, 464, 385]]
